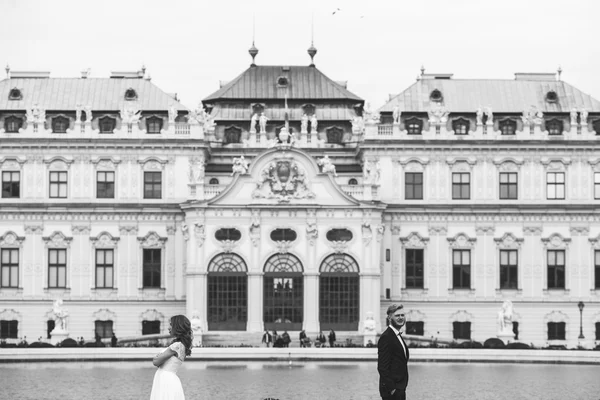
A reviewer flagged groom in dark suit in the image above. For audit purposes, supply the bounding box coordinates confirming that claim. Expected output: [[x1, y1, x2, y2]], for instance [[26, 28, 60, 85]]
[[377, 304, 409, 400]]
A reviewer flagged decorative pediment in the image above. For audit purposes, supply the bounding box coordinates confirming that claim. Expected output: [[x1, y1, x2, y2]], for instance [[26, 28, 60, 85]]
[[541, 157, 570, 170], [138, 157, 168, 170], [140, 309, 164, 322], [0, 309, 21, 321], [406, 309, 426, 322], [93, 308, 117, 321], [329, 241, 349, 254], [541, 233, 571, 249], [447, 233, 476, 248], [446, 157, 477, 168], [274, 241, 294, 254], [0, 157, 26, 168], [42, 231, 73, 248], [90, 232, 120, 248], [544, 310, 568, 323], [137, 231, 167, 248], [252, 158, 315, 203], [92, 157, 121, 169], [44, 156, 73, 170], [0, 231, 25, 247], [399, 157, 429, 172], [493, 157, 524, 169], [399, 232, 429, 248], [449, 310, 473, 322], [494, 232, 524, 249]]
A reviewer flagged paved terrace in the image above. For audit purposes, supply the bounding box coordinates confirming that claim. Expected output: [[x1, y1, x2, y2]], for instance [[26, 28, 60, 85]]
[[1, 348, 600, 364]]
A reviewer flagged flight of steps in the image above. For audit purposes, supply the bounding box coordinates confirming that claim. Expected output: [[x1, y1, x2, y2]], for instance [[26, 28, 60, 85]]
[[201, 332, 370, 347]]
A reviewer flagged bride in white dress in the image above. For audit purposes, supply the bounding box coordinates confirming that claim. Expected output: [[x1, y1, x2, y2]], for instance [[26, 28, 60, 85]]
[[150, 315, 193, 400]]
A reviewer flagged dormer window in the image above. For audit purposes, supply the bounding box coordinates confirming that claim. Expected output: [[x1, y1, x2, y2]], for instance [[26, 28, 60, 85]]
[[52, 116, 70, 133], [124, 88, 137, 101], [277, 76, 289, 87], [545, 91, 558, 103], [546, 119, 563, 135], [8, 88, 22, 100], [405, 117, 423, 135], [452, 118, 470, 135], [4, 116, 23, 133], [146, 116, 163, 134], [223, 126, 242, 144], [499, 119, 517, 136], [98, 116, 116, 133], [429, 89, 443, 102]]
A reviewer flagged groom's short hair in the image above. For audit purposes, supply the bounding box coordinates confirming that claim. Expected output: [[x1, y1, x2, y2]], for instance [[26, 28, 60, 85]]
[[386, 304, 404, 316]]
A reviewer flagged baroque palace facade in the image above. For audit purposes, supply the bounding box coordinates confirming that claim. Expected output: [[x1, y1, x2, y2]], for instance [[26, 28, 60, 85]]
[[1, 51, 600, 348]]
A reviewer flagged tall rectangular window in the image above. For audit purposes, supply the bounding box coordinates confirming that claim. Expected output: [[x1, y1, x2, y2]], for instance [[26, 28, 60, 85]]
[[1, 249, 19, 288], [405, 172, 423, 200], [144, 172, 162, 199], [0, 320, 18, 339], [95, 320, 114, 339], [546, 172, 565, 200], [48, 249, 67, 288], [453, 321, 471, 340], [452, 173, 470, 200], [547, 250, 565, 289], [547, 322, 565, 340], [405, 249, 424, 288], [143, 249, 161, 288], [499, 250, 518, 289], [97, 171, 115, 199], [595, 250, 600, 290], [595, 173, 600, 199], [499, 172, 518, 200], [1, 171, 20, 198], [452, 249, 471, 289], [95, 249, 114, 288], [49, 171, 68, 198]]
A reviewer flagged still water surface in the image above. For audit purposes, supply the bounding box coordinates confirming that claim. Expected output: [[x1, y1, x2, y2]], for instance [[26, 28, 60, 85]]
[[2, 361, 599, 400]]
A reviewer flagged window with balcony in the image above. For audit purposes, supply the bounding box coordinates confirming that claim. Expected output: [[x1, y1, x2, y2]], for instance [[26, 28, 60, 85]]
[[499, 119, 517, 135], [405, 118, 423, 135], [452, 118, 470, 135], [52, 116, 70, 133], [547, 172, 565, 200], [405, 172, 423, 200], [143, 172, 162, 199], [452, 249, 471, 289], [547, 250, 565, 289], [2, 171, 20, 198], [452, 172, 470, 199], [500, 249, 518, 289], [4, 116, 23, 133], [49, 171, 68, 198], [499, 172, 518, 199], [546, 119, 563, 135], [97, 171, 115, 199], [1, 249, 19, 288], [146, 117, 163, 134], [48, 248, 67, 288]]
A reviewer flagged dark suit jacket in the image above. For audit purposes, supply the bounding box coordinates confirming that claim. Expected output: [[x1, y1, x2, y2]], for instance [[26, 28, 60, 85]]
[[377, 326, 409, 397]]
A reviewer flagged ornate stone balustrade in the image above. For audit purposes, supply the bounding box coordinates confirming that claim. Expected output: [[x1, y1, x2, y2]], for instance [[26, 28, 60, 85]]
[[204, 184, 227, 199]]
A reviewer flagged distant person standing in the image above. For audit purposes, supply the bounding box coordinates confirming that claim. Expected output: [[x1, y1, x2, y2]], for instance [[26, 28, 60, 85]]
[[299, 330, 308, 347], [328, 329, 336, 348], [262, 330, 273, 347], [316, 331, 326, 347], [377, 304, 409, 400], [282, 331, 291, 348], [111, 333, 118, 347]]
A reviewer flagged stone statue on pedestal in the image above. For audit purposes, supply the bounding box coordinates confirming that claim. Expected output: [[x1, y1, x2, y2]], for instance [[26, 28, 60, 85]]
[[476, 107, 484, 126], [484, 107, 494, 126], [190, 310, 203, 347], [259, 113, 269, 134], [570, 108, 578, 126], [232, 156, 250, 176], [392, 106, 401, 124], [363, 311, 377, 346], [301, 113, 309, 133], [317, 155, 337, 176], [250, 113, 258, 133], [497, 300, 514, 335], [52, 299, 69, 333], [310, 114, 318, 133]]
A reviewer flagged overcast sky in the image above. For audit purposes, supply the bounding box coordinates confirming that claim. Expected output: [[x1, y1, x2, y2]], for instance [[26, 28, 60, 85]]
[[1, 0, 598, 109]]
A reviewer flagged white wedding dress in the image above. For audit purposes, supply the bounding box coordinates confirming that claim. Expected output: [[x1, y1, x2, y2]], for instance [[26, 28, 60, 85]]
[[150, 342, 186, 400]]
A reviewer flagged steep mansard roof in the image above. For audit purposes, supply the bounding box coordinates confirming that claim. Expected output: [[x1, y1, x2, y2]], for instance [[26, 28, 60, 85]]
[[379, 77, 600, 113], [0, 77, 187, 111], [203, 65, 363, 102]]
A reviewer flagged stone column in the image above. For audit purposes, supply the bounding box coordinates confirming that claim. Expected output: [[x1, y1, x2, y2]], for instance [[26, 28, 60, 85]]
[[390, 225, 401, 299], [247, 272, 263, 332], [186, 271, 207, 332], [166, 225, 176, 299], [524, 226, 543, 295], [303, 272, 320, 333]]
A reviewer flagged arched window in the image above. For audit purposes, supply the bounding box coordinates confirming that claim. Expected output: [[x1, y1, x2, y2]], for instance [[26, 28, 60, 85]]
[[405, 118, 423, 135], [499, 119, 517, 136], [452, 118, 470, 135], [546, 119, 563, 135], [207, 253, 248, 331], [146, 116, 163, 134], [348, 178, 358, 186], [209, 178, 219, 185], [98, 116, 116, 133], [223, 126, 242, 144], [326, 127, 344, 144], [263, 253, 304, 331], [429, 89, 443, 102], [52, 116, 69, 133], [124, 88, 137, 101], [319, 253, 360, 331], [4, 116, 23, 133]]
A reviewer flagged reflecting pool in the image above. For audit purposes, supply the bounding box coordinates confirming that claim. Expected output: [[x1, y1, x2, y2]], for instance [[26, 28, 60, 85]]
[[2, 361, 598, 400]]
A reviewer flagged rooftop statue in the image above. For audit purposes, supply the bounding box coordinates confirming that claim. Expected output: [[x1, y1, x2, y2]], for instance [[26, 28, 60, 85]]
[[392, 106, 401, 124], [168, 106, 177, 123], [232, 156, 250, 176], [317, 155, 337, 176], [259, 113, 269, 134], [250, 113, 259, 133], [484, 106, 494, 126], [301, 113, 309, 133], [570, 108, 578, 126], [310, 114, 318, 134], [476, 107, 484, 125]]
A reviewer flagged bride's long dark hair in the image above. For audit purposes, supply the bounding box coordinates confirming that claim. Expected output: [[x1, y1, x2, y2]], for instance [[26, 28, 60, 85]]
[[170, 315, 192, 356]]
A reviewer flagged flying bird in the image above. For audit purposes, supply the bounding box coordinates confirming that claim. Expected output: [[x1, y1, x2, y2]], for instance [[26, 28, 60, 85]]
[[332, 8, 341, 15]]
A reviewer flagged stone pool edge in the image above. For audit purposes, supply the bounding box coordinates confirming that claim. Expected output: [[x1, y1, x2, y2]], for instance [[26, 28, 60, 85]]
[[1, 348, 600, 364]]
